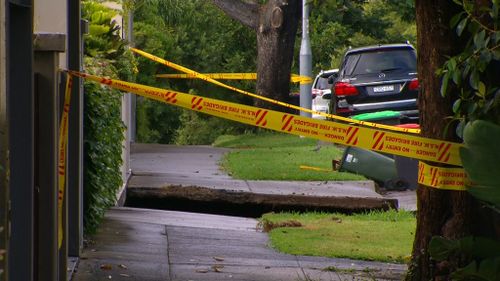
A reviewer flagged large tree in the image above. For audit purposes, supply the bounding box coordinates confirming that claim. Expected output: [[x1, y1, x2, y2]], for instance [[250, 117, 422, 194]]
[[408, 0, 500, 280], [211, 0, 301, 109]]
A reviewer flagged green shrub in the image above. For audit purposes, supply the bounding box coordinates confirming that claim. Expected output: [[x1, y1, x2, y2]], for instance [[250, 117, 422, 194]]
[[174, 110, 253, 145], [82, 0, 135, 234], [83, 74, 125, 233], [136, 98, 182, 144]]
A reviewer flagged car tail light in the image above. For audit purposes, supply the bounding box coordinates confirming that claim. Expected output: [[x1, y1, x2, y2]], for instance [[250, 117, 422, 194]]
[[334, 82, 358, 96], [408, 78, 419, 90]]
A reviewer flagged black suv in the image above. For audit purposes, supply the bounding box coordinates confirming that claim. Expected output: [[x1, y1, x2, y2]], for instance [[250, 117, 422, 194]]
[[329, 43, 419, 117]]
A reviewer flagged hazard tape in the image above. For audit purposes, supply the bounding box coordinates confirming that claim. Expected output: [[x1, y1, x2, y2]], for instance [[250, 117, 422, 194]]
[[131, 48, 420, 134], [68, 70, 463, 167], [418, 162, 466, 191], [57, 74, 72, 249], [299, 165, 332, 172], [156, 73, 312, 84]]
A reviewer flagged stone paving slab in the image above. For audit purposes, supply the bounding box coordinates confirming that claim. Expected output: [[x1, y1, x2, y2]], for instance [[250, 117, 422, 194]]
[[127, 144, 414, 212], [105, 206, 258, 231], [171, 264, 306, 281], [382, 190, 418, 211], [72, 207, 407, 281], [72, 217, 170, 281]]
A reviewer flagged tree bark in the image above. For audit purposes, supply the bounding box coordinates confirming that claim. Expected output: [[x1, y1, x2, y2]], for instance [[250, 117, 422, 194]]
[[409, 1, 465, 279], [211, 0, 259, 30], [255, 0, 300, 111], [212, 0, 301, 110], [408, 1, 500, 280]]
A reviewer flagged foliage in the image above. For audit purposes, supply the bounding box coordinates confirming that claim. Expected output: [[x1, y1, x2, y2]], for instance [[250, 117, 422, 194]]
[[260, 209, 415, 263], [439, 0, 500, 135], [131, 0, 256, 143], [214, 133, 365, 181], [438, 0, 500, 211], [82, 0, 135, 233], [174, 110, 252, 145], [129, 0, 417, 144], [430, 2, 500, 280], [429, 236, 500, 280], [83, 71, 125, 233], [136, 98, 181, 143], [459, 120, 500, 208], [307, 0, 417, 71], [83, 1, 123, 59]]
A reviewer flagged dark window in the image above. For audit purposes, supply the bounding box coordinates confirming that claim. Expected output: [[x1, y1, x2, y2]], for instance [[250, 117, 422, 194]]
[[345, 49, 416, 76], [342, 54, 361, 77]]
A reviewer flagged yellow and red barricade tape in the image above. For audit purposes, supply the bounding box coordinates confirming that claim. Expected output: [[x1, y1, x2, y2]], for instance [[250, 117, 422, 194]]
[[156, 73, 312, 84], [55, 51, 469, 248], [131, 48, 421, 134], [68, 70, 462, 167], [57, 74, 72, 248], [418, 162, 467, 191]]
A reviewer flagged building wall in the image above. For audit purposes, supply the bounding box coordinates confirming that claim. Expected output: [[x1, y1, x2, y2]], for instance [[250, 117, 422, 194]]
[[34, 0, 132, 202], [33, 0, 67, 67]]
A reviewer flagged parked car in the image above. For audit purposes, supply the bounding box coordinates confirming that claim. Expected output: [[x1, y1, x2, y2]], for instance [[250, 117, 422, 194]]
[[311, 69, 338, 119], [328, 43, 419, 118]]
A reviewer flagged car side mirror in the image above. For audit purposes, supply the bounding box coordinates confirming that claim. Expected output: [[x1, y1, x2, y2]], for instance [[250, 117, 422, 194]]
[[322, 93, 332, 100]]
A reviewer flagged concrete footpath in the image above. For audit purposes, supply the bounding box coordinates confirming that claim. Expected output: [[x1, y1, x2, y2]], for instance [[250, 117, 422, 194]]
[[126, 144, 413, 212], [71, 144, 416, 280], [72, 207, 407, 281]]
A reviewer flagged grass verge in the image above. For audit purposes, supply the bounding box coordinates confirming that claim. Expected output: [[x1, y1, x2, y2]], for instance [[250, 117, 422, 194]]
[[213, 132, 365, 181], [260, 210, 415, 263]]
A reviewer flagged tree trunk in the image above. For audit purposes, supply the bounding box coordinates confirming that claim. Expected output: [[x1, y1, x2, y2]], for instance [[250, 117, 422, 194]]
[[408, 1, 500, 279], [212, 0, 301, 110], [255, 0, 300, 110]]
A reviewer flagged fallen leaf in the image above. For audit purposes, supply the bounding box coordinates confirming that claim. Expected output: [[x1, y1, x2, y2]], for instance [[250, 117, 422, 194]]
[[213, 256, 224, 261], [195, 269, 209, 273], [100, 264, 113, 270], [212, 265, 224, 273], [119, 264, 128, 269]]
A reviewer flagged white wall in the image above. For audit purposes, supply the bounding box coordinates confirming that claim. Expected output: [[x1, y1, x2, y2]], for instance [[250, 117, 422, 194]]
[[102, 1, 132, 197]]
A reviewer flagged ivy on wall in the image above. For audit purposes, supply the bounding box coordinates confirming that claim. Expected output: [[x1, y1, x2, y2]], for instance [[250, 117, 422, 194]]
[[82, 0, 136, 233]]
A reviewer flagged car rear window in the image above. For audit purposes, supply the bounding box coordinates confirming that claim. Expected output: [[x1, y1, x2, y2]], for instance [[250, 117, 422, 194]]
[[343, 49, 416, 76], [314, 77, 332, 90]]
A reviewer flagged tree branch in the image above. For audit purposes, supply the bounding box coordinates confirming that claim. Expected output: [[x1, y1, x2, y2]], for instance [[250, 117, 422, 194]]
[[211, 0, 259, 30]]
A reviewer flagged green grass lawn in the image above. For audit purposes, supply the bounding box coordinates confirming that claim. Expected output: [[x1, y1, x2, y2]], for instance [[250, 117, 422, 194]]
[[260, 210, 416, 263], [213, 132, 366, 181]]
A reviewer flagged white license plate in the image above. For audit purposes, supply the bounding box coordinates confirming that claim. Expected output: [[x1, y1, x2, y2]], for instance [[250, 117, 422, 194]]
[[373, 85, 394, 93]]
